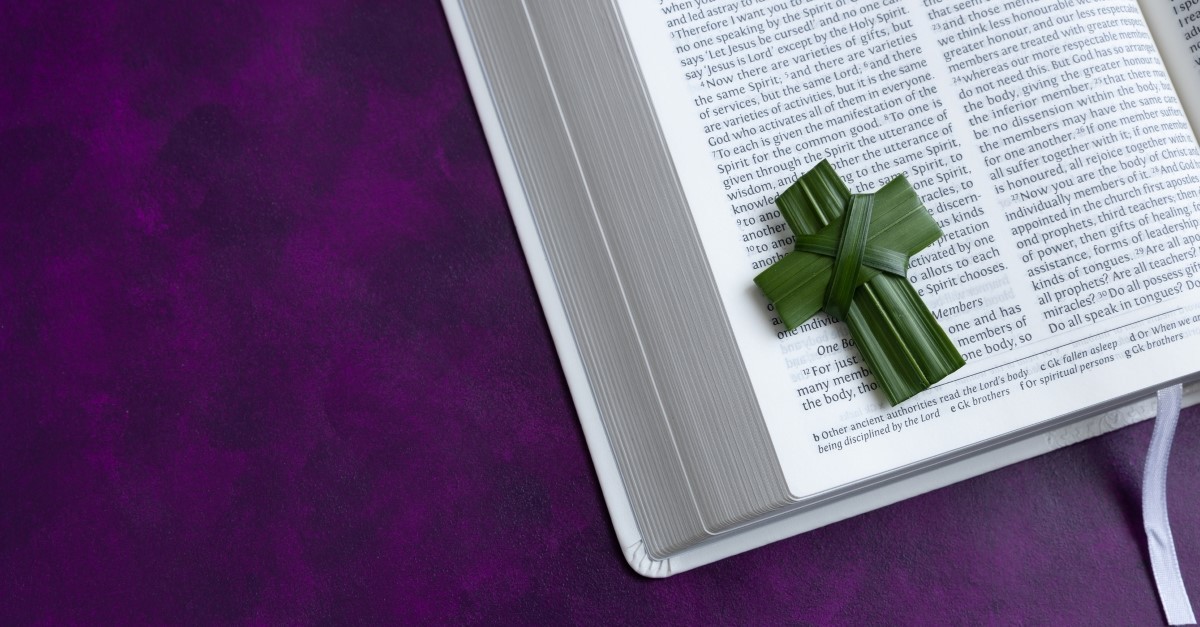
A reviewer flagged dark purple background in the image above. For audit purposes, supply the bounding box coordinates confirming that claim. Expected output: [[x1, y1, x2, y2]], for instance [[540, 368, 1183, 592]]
[[2, 1, 1197, 623]]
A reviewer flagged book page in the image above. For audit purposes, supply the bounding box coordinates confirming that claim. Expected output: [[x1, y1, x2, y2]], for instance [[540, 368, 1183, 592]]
[[1140, 0, 1200, 128], [618, 0, 1200, 498]]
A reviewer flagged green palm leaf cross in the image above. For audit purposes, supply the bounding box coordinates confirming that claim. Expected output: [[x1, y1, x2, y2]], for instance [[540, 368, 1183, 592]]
[[754, 160, 965, 405]]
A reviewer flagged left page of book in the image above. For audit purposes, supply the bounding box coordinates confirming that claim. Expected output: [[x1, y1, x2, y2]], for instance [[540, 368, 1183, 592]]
[[618, 0, 1200, 498]]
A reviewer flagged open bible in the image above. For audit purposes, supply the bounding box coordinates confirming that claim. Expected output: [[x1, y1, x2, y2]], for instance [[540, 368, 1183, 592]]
[[443, 0, 1200, 576]]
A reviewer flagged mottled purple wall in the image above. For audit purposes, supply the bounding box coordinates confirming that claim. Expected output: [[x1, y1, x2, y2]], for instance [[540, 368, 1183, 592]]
[[1, 1, 1196, 623]]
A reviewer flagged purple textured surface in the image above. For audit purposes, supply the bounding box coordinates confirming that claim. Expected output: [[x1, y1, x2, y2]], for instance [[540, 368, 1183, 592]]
[[2, 1, 1198, 623]]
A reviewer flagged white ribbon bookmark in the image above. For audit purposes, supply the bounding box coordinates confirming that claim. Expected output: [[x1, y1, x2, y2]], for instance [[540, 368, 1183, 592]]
[[1144, 384, 1195, 625]]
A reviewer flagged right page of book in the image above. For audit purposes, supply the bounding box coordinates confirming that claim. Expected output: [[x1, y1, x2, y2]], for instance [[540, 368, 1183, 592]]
[[618, 0, 1200, 497]]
